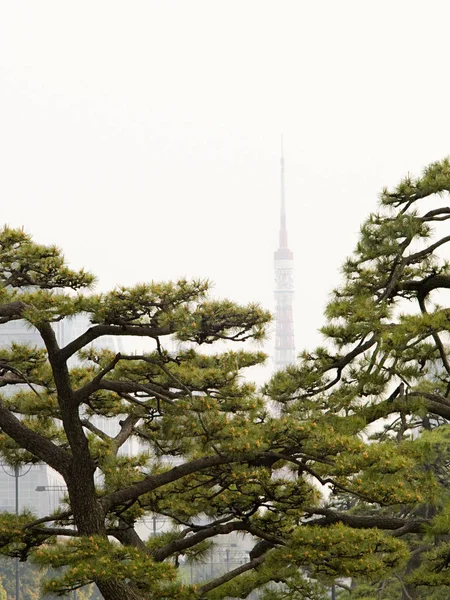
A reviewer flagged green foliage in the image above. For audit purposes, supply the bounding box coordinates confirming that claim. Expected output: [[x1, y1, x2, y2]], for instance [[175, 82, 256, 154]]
[[3, 159, 450, 599], [33, 536, 192, 598], [205, 567, 327, 600], [282, 523, 408, 578], [0, 226, 95, 291], [265, 158, 450, 599]]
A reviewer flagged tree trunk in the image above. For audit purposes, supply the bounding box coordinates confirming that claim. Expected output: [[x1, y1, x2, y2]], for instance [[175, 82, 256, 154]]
[[96, 579, 147, 600], [67, 467, 147, 600]]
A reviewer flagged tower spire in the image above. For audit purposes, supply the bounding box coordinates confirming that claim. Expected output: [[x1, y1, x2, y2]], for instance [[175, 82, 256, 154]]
[[274, 138, 295, 370], [281, 135, 285, 214], [279, 135, 289, 250]]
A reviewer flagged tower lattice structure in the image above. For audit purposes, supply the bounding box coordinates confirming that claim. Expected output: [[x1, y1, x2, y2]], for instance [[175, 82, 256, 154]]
[[274, 142, 295, 370]]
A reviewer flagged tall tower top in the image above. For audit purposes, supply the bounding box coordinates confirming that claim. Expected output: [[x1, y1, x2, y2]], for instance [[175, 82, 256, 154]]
[[275, 135, 293, 260], [280, 134, 285, 216], [273, 139, 295, 371]]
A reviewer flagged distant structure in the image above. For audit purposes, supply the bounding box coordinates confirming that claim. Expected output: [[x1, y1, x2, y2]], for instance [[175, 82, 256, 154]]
[[274, 139, 295, 370], [0, 321, 65, 517], [0, 317, 138, 519]]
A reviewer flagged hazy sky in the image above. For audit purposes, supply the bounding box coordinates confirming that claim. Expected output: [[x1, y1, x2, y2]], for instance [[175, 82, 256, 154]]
[[1, 1, 450, 366]]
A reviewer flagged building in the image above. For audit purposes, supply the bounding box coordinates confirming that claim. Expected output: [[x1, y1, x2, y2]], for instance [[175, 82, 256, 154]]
[[0, 320, 66, 516], [0, 315, 138, 519], [57, 315, 141, 457], [274, 141, 296, 370]]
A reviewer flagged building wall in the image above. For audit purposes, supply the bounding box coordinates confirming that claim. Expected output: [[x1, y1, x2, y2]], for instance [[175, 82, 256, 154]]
[[0, 315, 139, 518]]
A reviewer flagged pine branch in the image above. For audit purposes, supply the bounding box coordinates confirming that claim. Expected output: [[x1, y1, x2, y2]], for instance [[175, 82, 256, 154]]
[[0, 399, 71, 475], [100, 452, 281, 511], [198, 555, 266, 595]]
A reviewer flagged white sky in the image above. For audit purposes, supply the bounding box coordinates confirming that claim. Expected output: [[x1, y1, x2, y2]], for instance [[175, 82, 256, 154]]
[[1, 1, 450, 371]]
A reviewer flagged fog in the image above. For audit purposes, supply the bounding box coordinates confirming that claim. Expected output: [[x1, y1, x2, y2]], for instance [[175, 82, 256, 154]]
[[1, 1, 450, 378]]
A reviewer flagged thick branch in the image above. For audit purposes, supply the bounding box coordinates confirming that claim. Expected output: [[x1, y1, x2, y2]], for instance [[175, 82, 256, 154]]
[[23, 511, 73, 529], [0, 400, 71, 475], [82, 414, 142, 457], [37, 323, 93, 466], [112, 414, 141, 454], [198, 555, 266, 594], [305, 507, 427, 534], [409, 391, 450, 420], [59, 324, 171, 362], [0, 301, 26, 321], [80, 419, 110, 441], [111, 519, 148, 551], [101, 452, 277, 511], [421, 207, 450, 221], [363, 392, 450, 424], [152, 521, 251, 562], [405, 235, 450, 265], [74, 378, 178, 406], [0, 373, 29, 387], [244, 524, 286, 547], [400, 274, 450, 300]]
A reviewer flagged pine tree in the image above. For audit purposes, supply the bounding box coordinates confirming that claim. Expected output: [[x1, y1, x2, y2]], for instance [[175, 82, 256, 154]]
[[0, 224, 409, 600], [3, 159, 450, 600], [0, 227, 273, 599], [265, 157, 450, 598]]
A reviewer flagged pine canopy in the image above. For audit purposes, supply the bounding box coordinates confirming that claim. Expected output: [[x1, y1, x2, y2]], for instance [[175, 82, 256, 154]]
[[2, 159, 450, 599]]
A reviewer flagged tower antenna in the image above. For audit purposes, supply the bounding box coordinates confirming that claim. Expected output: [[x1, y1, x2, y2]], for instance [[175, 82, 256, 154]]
[[274, 137, 295, 370]]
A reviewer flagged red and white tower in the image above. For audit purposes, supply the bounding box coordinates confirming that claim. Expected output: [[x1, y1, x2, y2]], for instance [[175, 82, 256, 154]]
[[274, 140, 295, 370]]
